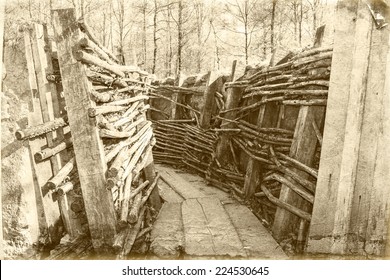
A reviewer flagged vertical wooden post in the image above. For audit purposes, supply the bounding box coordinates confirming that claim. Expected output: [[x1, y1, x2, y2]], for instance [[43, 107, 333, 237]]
[[52, 8, 117, 250], [30, 23, 83, 240], [171, 74, 186, 119], [308, 0, 390, 256], [23, 25, 62, 244], [199, 71, 220, 128], [243, 98, 279, 198], [272, 26, 326, 241], [216, 61, 241, 165]]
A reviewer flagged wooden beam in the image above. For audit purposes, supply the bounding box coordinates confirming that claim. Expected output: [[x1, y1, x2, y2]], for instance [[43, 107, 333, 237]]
[[216, 61, 241, 165], [23, 24, 62, 245], [307, 0, 390, 256], [243, 97, 280, 198], [52, 8, 117, 251], [199, 71, 220, 128], [171, 74, 186, 120], [272, 26, 327, 242]]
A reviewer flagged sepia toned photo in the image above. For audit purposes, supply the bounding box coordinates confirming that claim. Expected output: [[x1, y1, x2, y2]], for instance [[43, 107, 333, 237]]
[[1, 0, 389, 262]]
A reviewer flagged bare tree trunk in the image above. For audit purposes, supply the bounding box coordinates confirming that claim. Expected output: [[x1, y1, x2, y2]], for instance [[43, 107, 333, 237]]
[[142, 1, 147, 70], [211, 21, 220, 70], [270, 0, 277, 53], [177, 0, 183, 77], [195, 2, 204, 73], [152, 0, 158, 74], [299, 0, 303, 46]]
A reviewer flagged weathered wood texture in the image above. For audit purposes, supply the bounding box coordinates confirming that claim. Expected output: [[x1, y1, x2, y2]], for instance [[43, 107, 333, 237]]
[[23, 24, 67, 243], [272, 24, 326, 242], [52, 8, 117, 250], [158, 166, 206, 199], [182, 197, 246, 258], [244, 96, 280, 198], [199, 71, 222, 128], [308, 0, 390, 257], [225, 203, 287, 259], [216, 61, 242, 165], [150, 203, 184, 259]]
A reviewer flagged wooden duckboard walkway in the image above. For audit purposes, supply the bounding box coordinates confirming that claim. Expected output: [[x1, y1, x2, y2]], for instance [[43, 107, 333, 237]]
[[151, 164, 288, 259]]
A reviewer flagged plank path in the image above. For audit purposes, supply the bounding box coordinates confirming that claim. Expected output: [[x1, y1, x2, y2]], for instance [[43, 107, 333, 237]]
[[150, 164, 288, 259]]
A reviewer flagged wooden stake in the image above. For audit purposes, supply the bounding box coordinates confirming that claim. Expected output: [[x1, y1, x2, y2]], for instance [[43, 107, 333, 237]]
[[52, 8, 117, 251]]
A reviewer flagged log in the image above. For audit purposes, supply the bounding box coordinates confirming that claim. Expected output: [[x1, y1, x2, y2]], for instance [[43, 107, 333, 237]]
[[293, 51, 332, 68], [157, 118, 196, 124], [90, 89, 113, 103], [133, 145, 154, 174], [140, 173, 160, 207], [74, 50, 125, 77], [99, 128, 136, 139], [57, 182, 74, 196], [119, 133, 152, 225], [260, 184, 311, 221], [276, 152, 318, 178], [120, 207, 146, 256], [288, 81, 329, 88], [88, 105, 128, 117], [34, 140, 72, 162], [128, 192, 142, 224], [293, 46, 333, 59], [264, 173, 314, 204], [79, 37, 116, 65], [105, 122, 151, 162], [15, 117, 67, 140], [78, 19, 120, 64], [46, 157, 75, 190], [108, 146, 129, 178], [86, 69, 127, 88], [104, 95, 149, 106], [129, 180, 150, 200], [117, 117, 145, 133]]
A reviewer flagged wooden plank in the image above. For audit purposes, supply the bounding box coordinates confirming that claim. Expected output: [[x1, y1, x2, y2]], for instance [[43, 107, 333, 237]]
[[199, 71, 219, 128], [308, 0, 376, 255], [52, 8, 117, 251], [31, 23, 82, 240], [216, 61, 242, 165], [182, 197, 246, 257], [158, 180, 185, 203], [158, 167, 206, 199], [150, 202, 184, 258], [171, 74, 186, 119], [349, 20, 390, 255], [23, 26, 61, 244], [224, 203, 288, 259], [243, 96, 280, 198], [272, 25, 327, 242]]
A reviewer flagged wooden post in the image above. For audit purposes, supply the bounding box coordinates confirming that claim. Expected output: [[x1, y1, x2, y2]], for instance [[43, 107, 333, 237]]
[[171, 74, 186, 119], [243, 98, 280, 198], [272, 26, 326, 241], [30, 23, 83, 239], [23, 24, 62, 245], [308, 0, 390, 257], [199, 71, 222, 128], [52, 8, 117, 251], [216, 61, 241, 165]]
